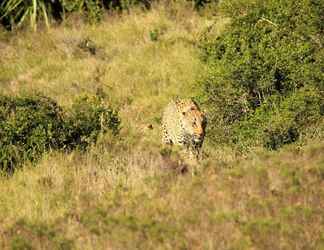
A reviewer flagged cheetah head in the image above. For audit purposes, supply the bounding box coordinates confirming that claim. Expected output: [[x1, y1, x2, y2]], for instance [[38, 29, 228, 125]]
[[177, 100, 207, 146]]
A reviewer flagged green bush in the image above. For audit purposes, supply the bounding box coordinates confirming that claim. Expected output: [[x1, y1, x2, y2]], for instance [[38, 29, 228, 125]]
[[231, 87, 323, 149], [199, 0, 324, 150], [63, 0, 105, 24], [63, 95, 120, 150], [0, 95, 65, 172], [0, 94, 120, 172]]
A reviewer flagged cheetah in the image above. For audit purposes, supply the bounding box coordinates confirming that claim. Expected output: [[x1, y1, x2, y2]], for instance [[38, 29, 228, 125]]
[[161, 98, 207, 159]]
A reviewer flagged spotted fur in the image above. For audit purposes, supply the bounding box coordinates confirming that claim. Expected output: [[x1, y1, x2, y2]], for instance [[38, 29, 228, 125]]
[[161, 99, 207, 159]]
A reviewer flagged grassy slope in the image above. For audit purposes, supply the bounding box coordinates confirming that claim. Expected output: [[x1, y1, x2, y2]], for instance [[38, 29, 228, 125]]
[[0, 2, 323, 250]]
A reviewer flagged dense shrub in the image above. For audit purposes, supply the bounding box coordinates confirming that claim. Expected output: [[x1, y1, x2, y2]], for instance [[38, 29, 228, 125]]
[[231, 87, 323, 149], [199, 0, 324, 150], [0, 94, 120, 172], [63, 95, 120, 150], [0, 95, 65, 171]]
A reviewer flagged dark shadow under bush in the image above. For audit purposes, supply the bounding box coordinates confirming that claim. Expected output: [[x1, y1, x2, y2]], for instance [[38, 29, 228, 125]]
[[0, 94, 120, 172]]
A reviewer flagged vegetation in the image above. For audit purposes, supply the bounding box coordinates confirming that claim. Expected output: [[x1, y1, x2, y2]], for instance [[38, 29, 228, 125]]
[[0, 94, 120, 172], [0, 0, 152, 30], [0, 0, 213, 30], [0, 0, 323, 249], [199, 0, 324, 150], [0, 0, 62, 30]]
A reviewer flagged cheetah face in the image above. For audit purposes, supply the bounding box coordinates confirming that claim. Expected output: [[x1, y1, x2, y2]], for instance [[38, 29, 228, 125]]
[[179, 103, 207, 145]]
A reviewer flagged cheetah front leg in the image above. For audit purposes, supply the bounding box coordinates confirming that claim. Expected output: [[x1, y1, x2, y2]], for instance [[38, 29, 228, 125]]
[[186, 145, 202, 176]]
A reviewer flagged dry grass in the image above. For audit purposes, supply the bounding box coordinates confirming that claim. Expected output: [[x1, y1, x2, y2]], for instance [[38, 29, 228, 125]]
[[0, 2, 323, 250], [0, 139, 323, 249]]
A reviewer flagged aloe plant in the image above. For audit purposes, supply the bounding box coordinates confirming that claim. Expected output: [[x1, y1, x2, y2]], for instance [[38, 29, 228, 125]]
[[0, 0, 105, 30], [0, 0, 154, 30], [0, 0, 52, 31]]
